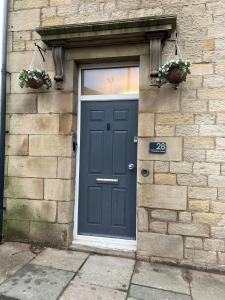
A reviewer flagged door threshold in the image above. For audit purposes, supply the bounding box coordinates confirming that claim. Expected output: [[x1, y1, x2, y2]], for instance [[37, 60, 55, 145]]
[[71, 235, 136, 259]]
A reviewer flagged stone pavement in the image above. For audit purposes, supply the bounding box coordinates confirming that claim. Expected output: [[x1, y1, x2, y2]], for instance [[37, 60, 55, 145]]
[[1, 242, 225, 299]]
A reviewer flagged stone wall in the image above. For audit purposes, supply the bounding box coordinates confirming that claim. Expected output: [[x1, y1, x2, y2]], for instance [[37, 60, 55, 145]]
[[5, 0, 225, 270]]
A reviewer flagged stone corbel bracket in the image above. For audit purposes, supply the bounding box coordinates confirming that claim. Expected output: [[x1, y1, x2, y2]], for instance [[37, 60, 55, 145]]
[[52, 46, 64, 90], [36, 15, 176, 88]]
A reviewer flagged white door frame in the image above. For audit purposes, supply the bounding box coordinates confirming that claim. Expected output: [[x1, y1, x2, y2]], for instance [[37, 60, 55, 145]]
[[73, 62, 139, 251]]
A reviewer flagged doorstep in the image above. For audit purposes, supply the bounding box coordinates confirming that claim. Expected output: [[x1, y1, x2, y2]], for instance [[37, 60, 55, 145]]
[[70, 236, 136, 259]]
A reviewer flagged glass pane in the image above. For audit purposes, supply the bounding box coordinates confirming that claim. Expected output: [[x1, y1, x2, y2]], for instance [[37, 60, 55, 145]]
[[81, 66, 139, 95]]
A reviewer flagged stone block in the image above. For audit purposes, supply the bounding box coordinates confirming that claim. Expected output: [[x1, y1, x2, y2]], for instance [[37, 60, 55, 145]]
[[38, 93, 74, 113], [217, 113, 225, 124], [5, 177, 43, 199], [204, 239, 225, 252], [170, 162, 192, 174], [184, 150, 205, 162], [138, 113, 154, 137], [193, 162, 220, 175], [191, 63, 214, 75], [176, 125, 199, 136], [6, 198, 57, 222], [209, 175, 225, 187], [10, 114, 59, 135], [192, 213, 222, 225], [184, 137, 214, 150], [14, 0, 48, 10], [211, 227, 225, 239], [177, 174, 207, 187], [216, 138, 225, 149], [209, 100, 225, 112], [138, 207, 149, 232], [4, 219, 30, 242], [5, 135, 28, 156], [30, 222, 72, 246], [200, 125, 225, 136], [210, 201, 225, 214], [59, 114, 76, 135], [150, 221, 167, 234], [29, 135, 72, 157], [155, 113, 193, 125], [9, 9, 40, 31], [195, 114, 216, 125], [7, 94, 37, 113], [188, 187, 217, 200], [197, 88, 225, 100], [185, 249, 217, 264], [137, 161, 153, 184], [168, 223, 209, 237], [42, 17, 64, 27], [185, 237, 203, 249], [151, 209, 177, 222], [139, 87, 180, 113], [155, 125, 175, 136], [58, 157, 76, 179], [138, 137, 182, 161], [181, 100, 207, 113], [189, 200, 209, 212], [57, 201, 74, 223], [137, 232, 183, 259], [154, 161, 169, 173], [207, 150, 225, 162], [138, 184, 187, 210], [154, 173, 176, 185], [179, 212, 192, 223], [8, 156, 57, 178], [44, 179, 73, 201]]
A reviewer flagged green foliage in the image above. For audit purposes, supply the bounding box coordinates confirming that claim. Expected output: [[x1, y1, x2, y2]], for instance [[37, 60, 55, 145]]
[[157, 59, 191, 86], [18, 68, 52, 89]]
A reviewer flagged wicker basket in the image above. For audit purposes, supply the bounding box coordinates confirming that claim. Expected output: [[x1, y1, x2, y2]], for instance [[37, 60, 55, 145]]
[[27, 78, 44, 89], [166, 68, 187, 85]]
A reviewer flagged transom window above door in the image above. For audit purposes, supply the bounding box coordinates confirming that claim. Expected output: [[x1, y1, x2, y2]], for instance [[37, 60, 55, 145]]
[[81, 66, 139, 96]]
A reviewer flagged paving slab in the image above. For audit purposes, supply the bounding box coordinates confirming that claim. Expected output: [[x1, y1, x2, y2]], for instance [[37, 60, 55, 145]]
[[132, 261, 190, 295], [77, 255, 135, 291], [0, 242, 35, 284], [0, 264, 74, 300], [59, 278, 127, 300], [31, 248, 89, 272], [191, 270, 225, 300], [130, 284, 191, 300]]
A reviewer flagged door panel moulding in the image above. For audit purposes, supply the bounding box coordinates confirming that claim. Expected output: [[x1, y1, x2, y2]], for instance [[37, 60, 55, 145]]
[[37, 15, 177, 88]]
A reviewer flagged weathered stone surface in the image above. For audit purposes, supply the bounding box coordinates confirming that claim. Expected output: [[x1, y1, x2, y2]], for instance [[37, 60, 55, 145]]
[[177, 174, 207, 187], [78, 255, 135, 291], [185, 249, 217, 265], [189, 200, 209, 212], [0, 264, 74, 300], [154, 173, 176, 185], [10, 114, 59, 135], [138, 207, 148, 231], [38, 93, 74, 113], [137, 232, 183, 259], [138, 113, 154, 136], [44, 179, 73, 201], [151, 209, 177, 221], [7, 94, 37, 113], [204, 239, 225, 252], [193, 162, 220, 175], [132, 261, 189, 294], [193, 212, 222, 225], [5, 135, 28, 156], [154, 161, 169, 173], [188, 187, 217, 200], [29, 135, 72, 156], [168, 223, 210, 237], [138, 185, 187, 210], [184, 137, 214, 149], [9, 9, 40, 31], [179, 212, 192, 223], [32, 248, 88, 272], [8, 156, 57, 178], [58, 157, 75, 179], [138, 137, 182, 161], [60, 279, 126, 300], [185, 237, 203, 249], [170, 162, 192, 174], [129, 285, 191, 300], [5, 177, 43, 199], [137, 160, 153, 184], [57, 201, 74, 223], [156, 113, 193, 125], [0, 242, 35, 284], [150, 221, 167, 233], [6, 198, 57, 222]]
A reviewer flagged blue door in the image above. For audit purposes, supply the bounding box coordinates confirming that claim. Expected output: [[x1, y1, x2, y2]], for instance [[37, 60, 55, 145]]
[[78, 100, 138, 239]]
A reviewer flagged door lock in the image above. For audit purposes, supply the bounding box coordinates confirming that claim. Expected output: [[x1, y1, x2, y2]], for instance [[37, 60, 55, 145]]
[[128, 163, 135, 170]]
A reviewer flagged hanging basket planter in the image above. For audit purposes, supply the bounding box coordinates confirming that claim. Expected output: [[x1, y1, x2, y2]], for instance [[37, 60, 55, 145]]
[[156, 59, 191, 88], [18, 69, 52, 89]]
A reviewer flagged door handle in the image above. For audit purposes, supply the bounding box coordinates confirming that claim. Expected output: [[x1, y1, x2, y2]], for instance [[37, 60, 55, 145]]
[[128, 163, 135, 170], [96, 178, 119, 184]]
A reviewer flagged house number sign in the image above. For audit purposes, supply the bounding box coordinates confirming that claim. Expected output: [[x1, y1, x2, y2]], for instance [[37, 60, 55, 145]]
[[149, 142, 166, 153]]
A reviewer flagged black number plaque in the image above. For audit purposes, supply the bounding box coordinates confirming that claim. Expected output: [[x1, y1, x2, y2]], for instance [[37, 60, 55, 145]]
[[149, 142, 166, 153]]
